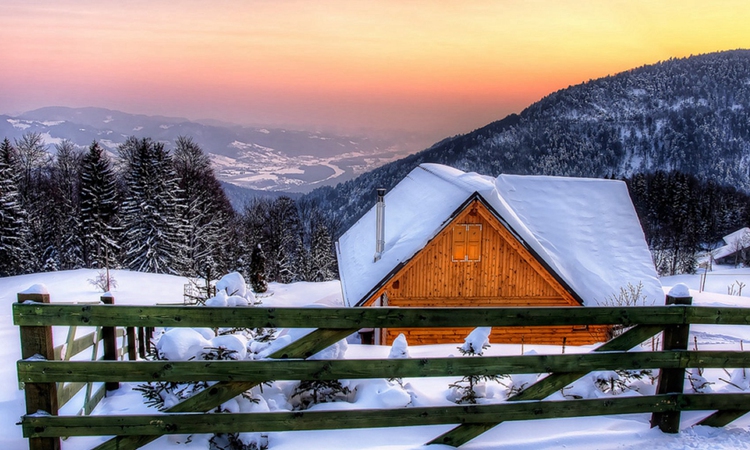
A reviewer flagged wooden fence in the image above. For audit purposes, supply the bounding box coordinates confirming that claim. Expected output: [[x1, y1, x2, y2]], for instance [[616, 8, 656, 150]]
[[13, 290, 750, 450]]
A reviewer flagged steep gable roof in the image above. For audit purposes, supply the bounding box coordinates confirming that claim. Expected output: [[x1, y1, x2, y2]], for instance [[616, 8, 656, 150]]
[[712, 227, 750, 261], [336, 164, 663, 307]]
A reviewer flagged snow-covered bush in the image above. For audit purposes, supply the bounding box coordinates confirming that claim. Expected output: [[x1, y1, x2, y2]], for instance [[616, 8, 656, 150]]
[[135, 272, 277, 449], [687, 368, 713, 393], [720, 367, 749, 391], [449, 328, 508, 404], [388, 333, 410, 359], [593, 369, 654, 395], [290, 336, 352, 410], [500, 350, 540, 398]]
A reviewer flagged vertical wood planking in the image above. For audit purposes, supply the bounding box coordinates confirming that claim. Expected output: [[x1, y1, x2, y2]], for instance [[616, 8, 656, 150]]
[[373, 200, 590, 345]]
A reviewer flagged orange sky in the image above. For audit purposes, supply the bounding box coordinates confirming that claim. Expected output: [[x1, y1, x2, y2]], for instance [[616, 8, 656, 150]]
[[2, 1, 750, 141]]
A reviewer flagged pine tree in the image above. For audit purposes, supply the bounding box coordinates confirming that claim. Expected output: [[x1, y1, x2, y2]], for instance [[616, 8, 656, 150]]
[[172, 136, 234, 277], [47, 141, 85, 270], [308, 222, 336, 281], [119, 137, 187, 274], [80, 141, 120, 268], [266, 196, 303, 283], [13, 132, 51, 272], [0, 138, 32, 276]]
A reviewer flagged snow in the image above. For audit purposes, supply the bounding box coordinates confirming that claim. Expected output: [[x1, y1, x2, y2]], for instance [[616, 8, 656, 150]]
[[460, 327, 492, 355], [215, 271, 247, 297], [337, 164, 662, 307], [6, 118, 31, 130], [668, 283, 691, 298], [0, 268, 748, 449], [389, 333, 410, 358], [19, 283, 49, 295]]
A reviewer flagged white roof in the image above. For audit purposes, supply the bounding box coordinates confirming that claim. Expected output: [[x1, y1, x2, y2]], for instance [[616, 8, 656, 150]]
[[336, 164, 663, 307], [713, 227, 750, 260]]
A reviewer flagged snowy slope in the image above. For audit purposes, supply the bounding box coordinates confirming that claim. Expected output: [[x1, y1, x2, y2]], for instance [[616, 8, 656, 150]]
[[1, 269, 749, 449]]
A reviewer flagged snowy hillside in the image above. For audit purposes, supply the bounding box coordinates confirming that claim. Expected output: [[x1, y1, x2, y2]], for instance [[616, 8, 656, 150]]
[[1, 268, 750, 449], [304, 50, 750, 231]]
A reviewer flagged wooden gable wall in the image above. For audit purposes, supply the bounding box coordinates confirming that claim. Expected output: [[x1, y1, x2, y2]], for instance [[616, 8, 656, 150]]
[[363, 199, 608, 346]]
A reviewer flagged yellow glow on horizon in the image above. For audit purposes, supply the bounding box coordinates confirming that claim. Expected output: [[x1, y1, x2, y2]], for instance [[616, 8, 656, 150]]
[[2, 0, 750, 136]]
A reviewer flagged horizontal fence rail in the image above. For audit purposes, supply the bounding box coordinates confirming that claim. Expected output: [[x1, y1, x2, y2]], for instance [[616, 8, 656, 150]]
[[22, 393, 750, 438], [13, 298, 750, 450], [13, 303, 750, 328], [17, 351, 750, 384]]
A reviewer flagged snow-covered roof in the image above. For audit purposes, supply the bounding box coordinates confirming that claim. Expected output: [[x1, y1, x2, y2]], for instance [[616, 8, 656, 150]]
[[712, 227, 750, 260], [336, 164, 662, 307]]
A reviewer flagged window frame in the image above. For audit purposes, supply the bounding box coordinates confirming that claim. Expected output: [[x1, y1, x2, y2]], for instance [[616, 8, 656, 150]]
[[452, 223, 482, 262]]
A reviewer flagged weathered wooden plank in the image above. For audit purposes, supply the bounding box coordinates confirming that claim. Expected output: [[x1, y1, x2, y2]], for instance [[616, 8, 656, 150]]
[[83, 383, 107, 416], [18, 351, 750, 384], [13, 303, 711, 328], [22, 393, 750, 438], [428, 324, 665, 446], [91, 328, 358, 450], [686, 306, 750, 325], [651, 294, 692, 433], [697, 409, 749, 427]]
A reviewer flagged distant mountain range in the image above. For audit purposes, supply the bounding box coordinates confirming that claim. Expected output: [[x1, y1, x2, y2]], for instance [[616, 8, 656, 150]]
[[303, 49, 750, 232], [0, 106, 424, 193]]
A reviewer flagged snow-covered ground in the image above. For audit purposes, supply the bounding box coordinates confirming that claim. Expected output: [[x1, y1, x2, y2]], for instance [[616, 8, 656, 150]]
[[1, 268, 750, 449]]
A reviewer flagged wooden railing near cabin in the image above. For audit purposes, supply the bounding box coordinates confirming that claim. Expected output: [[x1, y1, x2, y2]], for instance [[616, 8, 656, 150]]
[[13, 290, 750, 450]]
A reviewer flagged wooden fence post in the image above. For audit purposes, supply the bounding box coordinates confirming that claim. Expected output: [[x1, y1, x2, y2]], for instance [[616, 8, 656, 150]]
[[137, 327, 146, 358], [18, 286, 61, 450], [101, 294, 119, 391], [146, 327, 154, 354], [650, 285, 692, 433], [126, 327, 137, 360]]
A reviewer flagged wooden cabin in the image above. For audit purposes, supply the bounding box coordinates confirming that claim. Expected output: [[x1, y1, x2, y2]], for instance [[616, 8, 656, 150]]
[[336, 164, 662, 346]]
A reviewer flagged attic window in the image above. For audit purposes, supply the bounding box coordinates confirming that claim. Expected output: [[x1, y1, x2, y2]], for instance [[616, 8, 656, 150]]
[[452, 224, 482, 262]]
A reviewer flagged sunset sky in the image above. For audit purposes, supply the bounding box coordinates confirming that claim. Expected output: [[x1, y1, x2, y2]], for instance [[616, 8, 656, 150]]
[[2, 1, 750, 142]]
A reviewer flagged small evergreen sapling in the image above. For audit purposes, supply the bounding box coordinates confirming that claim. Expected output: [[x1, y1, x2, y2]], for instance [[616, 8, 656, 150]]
[[593, 369, 654, 395], [449, 327, 508, 404], [290, 338, 351, 410]]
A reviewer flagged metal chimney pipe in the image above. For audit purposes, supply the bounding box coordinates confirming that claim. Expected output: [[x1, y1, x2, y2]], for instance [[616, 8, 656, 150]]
[[374, 188, 386, 262]]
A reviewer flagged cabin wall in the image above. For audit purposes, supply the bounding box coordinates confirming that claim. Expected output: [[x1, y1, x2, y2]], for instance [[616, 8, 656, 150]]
[[365, 200, 607, 346]]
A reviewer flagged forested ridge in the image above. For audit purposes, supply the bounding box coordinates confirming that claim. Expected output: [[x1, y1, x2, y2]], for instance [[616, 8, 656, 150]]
[[304, 50, 750, 234]]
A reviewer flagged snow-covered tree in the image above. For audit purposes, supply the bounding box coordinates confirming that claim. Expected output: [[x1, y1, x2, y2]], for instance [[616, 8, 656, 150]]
[[0, 138, 32, 276], [45, 140, 85, 270], [80, 141, 120, 268], [266, 196, 303, 283], [14, 131, 49, 201], [172, 136, 234, 277], [449, 327, 507, 404], [119, 137, 187, 274], [308, 222, 336, 281]]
